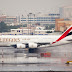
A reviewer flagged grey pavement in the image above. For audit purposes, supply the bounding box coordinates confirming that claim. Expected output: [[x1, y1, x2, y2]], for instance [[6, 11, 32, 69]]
[[0, 43, 72, 71]]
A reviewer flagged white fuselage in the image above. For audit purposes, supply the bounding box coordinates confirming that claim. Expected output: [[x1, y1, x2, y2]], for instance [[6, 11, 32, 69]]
[[0, 35, 72, 47]]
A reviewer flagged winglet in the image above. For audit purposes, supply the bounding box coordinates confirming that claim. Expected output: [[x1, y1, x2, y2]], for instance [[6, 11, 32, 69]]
[[52, 25, 72, 44]]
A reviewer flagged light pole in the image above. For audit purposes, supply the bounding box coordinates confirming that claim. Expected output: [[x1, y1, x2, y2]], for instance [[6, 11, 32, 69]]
[[27, 13, 36, 35], [34, 14, 35, 35], [27, 14, 29, 35], [28, 13, 32, 35], [29, 13, 32, 35], [22, 14, 23, 35]]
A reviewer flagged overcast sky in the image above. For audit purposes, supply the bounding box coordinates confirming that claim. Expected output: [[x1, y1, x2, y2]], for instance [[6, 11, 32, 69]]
[[0, 0, 72, 16]]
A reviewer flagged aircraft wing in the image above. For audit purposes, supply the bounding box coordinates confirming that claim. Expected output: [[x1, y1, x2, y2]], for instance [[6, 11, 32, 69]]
[[36, 42, 51, 47]]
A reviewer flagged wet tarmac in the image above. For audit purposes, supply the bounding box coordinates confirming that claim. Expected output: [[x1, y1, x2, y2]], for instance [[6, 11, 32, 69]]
[[0, 63, 72, 71], [0, 43, 72, 71]]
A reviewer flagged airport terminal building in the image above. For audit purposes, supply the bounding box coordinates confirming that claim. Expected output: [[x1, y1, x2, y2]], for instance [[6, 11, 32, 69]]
[[20, 13, 60, 26]]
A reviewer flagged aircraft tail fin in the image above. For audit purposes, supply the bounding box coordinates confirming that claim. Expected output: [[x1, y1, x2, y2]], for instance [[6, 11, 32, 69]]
[[52, 25, 72, 44]]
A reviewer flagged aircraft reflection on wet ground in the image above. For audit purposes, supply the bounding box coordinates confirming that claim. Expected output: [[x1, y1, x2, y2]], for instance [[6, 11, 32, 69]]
[[0, 43, 72, 71]]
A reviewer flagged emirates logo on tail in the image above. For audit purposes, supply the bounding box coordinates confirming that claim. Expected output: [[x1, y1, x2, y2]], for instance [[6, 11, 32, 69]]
[[52, 26, 72, 44]]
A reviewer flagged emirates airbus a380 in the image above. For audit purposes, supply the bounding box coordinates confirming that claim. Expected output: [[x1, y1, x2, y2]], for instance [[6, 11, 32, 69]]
[[0, 25, 72, 49]]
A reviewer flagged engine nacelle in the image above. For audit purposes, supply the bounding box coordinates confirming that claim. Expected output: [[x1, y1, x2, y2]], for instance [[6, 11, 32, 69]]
[[16, 44, 25, 48], [28, 43, 38, 48], [13, 43, 38, 48]]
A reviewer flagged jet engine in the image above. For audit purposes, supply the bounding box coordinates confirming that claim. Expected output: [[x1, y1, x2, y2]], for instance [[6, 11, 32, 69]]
[[13, 44, 26, 48], [28, 43, 38, 48], [17, 44, 26, 48], [12, 43, 38, 48]]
